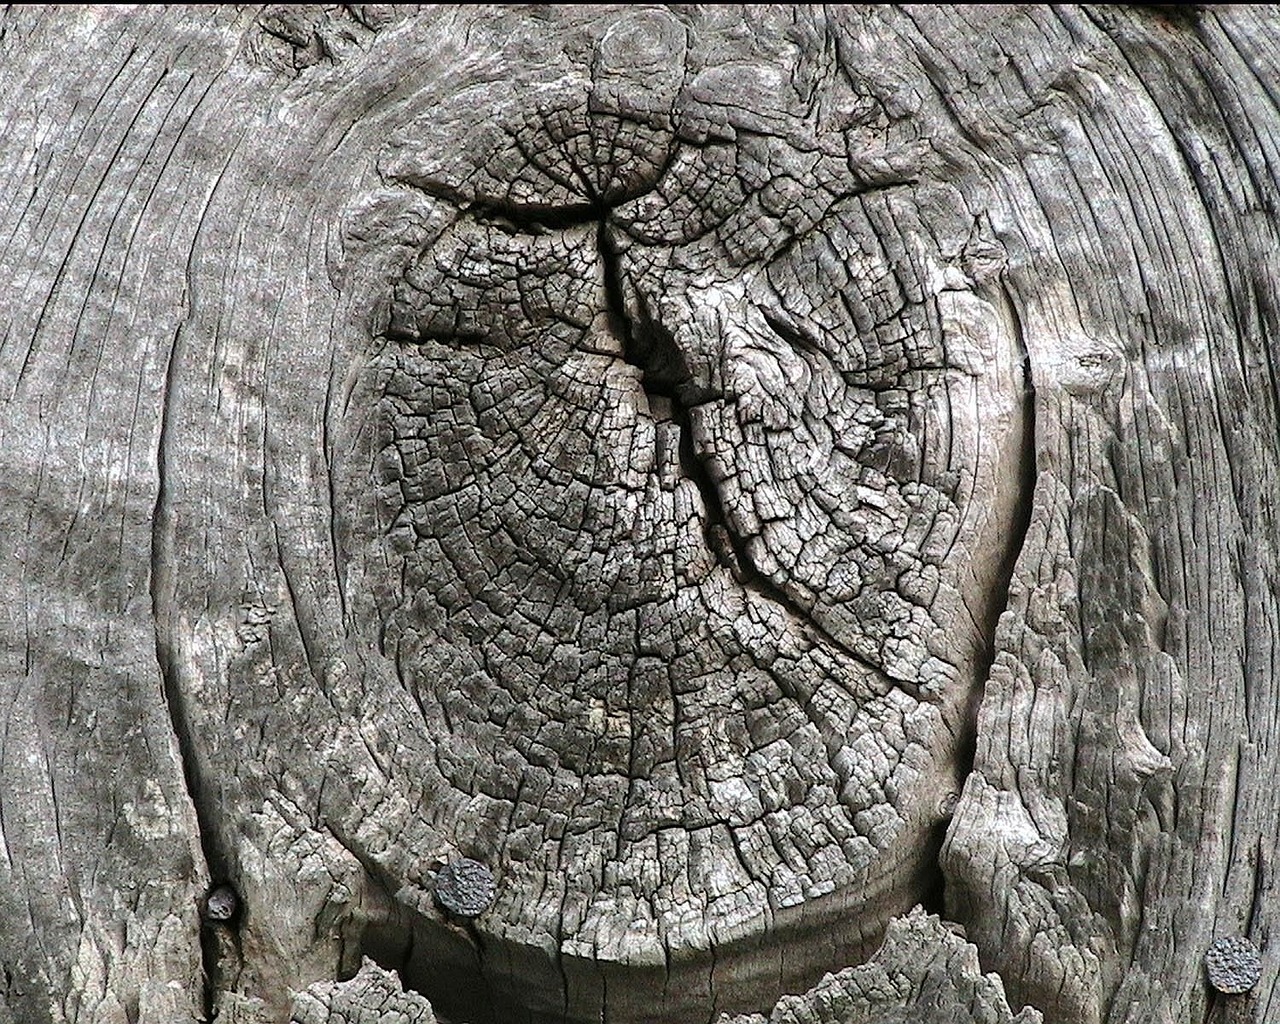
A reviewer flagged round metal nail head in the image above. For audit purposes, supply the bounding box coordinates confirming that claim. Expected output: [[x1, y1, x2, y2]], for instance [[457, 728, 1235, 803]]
[[204, 884, 239, 922], [434, 858, 495, 918], [1206, 936, 1261, 994]]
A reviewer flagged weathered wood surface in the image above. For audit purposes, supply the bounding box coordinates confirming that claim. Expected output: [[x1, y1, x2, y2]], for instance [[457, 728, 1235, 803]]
[[1, 4, 1278, 1023], [719, 909, 1042, 1024]]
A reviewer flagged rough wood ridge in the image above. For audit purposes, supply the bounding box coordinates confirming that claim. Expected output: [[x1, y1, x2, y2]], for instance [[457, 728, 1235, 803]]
[[0, 5, 1276, 1024]]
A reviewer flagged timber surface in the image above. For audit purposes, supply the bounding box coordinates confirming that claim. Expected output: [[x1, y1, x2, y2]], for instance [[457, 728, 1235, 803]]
[[0, 6, 1274, 1024]]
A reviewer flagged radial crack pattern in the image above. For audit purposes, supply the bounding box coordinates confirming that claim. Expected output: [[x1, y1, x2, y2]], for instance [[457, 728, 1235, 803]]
[[356, 9, 1029, 1020]]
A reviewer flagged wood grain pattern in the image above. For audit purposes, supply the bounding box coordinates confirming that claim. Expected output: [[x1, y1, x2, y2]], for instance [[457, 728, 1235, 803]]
[[0, 6, 1276, 1024]]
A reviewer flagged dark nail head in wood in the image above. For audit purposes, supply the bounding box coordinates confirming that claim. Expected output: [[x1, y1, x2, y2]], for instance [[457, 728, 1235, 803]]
[[1206, 936, 1262, 994], [434, 858, 496, 918], [203, 884, 239, 922]]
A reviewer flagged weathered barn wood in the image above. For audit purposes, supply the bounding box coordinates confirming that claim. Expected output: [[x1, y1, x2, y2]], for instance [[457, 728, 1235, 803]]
[[0, 5, 1276, 1024]]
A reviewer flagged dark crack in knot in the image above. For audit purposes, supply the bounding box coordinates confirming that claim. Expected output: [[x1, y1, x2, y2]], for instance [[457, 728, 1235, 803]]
[[1205, 936, 1262, 994], [600, 231, 709, 407], [433, 858, 496, 919], [597, 223, 937, 702]]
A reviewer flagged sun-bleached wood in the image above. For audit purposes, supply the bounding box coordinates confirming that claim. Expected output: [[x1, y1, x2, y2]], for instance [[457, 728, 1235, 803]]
[[0, 5, 1275, 1024]]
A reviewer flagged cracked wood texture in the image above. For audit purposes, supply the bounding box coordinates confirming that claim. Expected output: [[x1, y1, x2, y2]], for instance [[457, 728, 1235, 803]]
[[0, 5, 1276, 1024]]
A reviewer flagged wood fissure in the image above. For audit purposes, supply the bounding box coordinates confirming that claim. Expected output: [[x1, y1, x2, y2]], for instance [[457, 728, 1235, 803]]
[[152, 320, 236, 1022]]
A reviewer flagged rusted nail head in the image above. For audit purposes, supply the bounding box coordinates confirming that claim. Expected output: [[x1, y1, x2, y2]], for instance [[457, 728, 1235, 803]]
[[434, 858, 496, 918], [1206, 936, 1262, 994], [204, 884, 239, 922]]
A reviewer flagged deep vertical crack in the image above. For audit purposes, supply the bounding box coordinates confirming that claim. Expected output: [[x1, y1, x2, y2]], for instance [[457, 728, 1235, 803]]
[[944, 280, 1038, 915], [961, 281, 1037, 770], [152, 322, 235, 1020], [598, 220, 738, 572]]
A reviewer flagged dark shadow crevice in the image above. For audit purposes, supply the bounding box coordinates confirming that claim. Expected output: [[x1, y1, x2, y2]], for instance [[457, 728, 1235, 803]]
[[362, 919, 498, 1024], [919, 813, 952, 919]]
